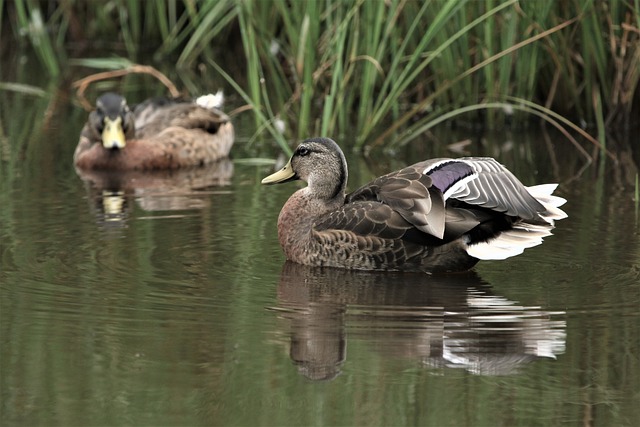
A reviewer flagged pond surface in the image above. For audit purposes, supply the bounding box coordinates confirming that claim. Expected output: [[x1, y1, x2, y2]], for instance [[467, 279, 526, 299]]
[[1, 89, 639, 427]]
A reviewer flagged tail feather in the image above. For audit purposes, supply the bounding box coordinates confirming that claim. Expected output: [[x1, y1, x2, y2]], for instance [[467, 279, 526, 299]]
[[466, 183, 567, 261], [526, 184, 568, 223]]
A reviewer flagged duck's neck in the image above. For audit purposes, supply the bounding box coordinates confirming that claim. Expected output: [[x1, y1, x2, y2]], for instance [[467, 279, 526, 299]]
[[308, 161, 347, 200]]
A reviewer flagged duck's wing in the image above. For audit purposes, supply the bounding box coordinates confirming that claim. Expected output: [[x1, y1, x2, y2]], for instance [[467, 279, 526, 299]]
[[423, 158, 568, 260], [425, 158, 547, 221], [346, 163, 448, 238], [337, 157, 567, 261], [314, 201, 411, 240], [312, 200, 453, 270], [347, 157, 562, 240]]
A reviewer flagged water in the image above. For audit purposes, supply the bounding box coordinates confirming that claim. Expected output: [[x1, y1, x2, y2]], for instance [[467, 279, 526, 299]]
[[1, 88, 639, 426]]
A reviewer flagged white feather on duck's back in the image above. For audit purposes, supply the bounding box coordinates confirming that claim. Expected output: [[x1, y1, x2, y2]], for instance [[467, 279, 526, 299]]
[[196, 90, 224, 110]]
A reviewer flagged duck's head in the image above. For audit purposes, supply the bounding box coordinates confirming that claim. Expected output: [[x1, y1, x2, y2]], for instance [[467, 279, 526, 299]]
[[88, 93, 135, 150], [262, 137, 348, 200]]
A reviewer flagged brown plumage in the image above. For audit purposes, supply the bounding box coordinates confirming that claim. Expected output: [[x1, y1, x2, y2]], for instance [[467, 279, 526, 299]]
[[262, 137, 567, 273], [74, 92, 234, 170]]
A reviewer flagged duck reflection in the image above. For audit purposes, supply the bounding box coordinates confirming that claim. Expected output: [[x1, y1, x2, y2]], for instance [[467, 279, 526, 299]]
[[76, 159, 233, 227], [274, 262, 565, 380]]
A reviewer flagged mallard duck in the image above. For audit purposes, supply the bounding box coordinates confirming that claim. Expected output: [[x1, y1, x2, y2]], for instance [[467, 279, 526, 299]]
[[74, 92, 234, 170], [262, 137, 567, 273]]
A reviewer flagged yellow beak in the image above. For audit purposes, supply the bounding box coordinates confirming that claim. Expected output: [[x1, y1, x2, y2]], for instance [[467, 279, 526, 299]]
[[261, 158, 296, 184], [102, 117, 126, 149]]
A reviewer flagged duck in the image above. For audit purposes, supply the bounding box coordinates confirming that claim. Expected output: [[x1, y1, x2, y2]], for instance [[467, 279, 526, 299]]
[[262, 137, 567, 273], [74, 92, 234, 170]]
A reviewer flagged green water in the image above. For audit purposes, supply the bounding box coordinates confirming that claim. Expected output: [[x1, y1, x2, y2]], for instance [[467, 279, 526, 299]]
[[1, 88, 639, 427]]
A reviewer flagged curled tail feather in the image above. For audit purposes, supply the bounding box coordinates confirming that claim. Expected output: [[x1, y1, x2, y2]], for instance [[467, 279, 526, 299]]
[[467, 183, 567, 260]]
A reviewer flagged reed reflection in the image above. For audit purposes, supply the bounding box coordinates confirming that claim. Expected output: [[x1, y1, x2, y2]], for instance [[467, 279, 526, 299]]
[[75, 159, 233, 227], [274, 261, 565, 380]]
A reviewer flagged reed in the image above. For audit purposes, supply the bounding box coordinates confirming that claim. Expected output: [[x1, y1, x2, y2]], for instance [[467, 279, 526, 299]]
[[10, 0, 62, 77], [635, 172, 639, 222], [220, 0, 640, 152], [3, 0, 638, 153]]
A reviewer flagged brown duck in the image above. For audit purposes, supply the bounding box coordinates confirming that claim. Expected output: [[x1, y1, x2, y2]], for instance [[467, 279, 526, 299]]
[[74, 92, 234, 170], [262, 137, 567, 273]]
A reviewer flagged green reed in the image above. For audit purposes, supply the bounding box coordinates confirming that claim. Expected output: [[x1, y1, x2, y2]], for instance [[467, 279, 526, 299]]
[[10, 0, 62, 77], [226, 0, 639, 152], [3, 0, 638, 153], [635, 173, 639, 224]]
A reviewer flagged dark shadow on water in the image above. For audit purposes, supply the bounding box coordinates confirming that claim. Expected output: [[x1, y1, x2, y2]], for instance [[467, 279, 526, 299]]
[[75, 159, 233, 229], [273, 261, 566, 381]]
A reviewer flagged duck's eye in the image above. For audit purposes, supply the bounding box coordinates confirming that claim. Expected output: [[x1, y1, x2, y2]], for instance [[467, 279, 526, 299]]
[[297, 146, 310, 157]]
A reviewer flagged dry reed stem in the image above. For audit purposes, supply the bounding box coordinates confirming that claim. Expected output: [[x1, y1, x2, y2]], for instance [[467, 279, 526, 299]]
[[72, 65, 181, 110]]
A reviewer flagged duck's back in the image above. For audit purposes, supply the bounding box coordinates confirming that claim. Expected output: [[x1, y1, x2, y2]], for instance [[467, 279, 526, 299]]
[[134, 102, 234, 166], [135, 102, 229, 138], [317, 157, 567, 271]]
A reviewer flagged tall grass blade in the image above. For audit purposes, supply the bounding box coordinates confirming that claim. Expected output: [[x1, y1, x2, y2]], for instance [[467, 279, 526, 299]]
[[634, 173, 638, 223], [207, 58, 289, 154], [0, 82, 47, 97], [593, 86, 606, 153], [177, 1, 237, 67], [13, 1, 60, 77]]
